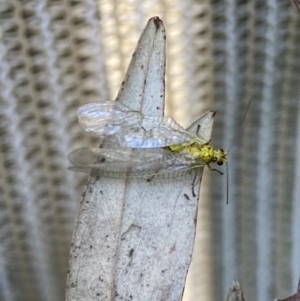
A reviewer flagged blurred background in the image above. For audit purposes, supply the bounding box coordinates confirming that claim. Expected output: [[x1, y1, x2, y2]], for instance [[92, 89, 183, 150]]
[[0, 0, 300, 301]]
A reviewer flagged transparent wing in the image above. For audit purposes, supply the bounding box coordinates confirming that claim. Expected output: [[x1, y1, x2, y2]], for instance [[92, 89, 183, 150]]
[[68, 147, 204, 178], [77, 101, 194, 148], [106, 117, 194, 148], [77, 101, 142, 136]]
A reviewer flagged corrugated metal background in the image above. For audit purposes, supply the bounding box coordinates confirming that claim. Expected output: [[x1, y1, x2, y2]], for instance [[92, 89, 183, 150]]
[[0, 1, 299, 301]]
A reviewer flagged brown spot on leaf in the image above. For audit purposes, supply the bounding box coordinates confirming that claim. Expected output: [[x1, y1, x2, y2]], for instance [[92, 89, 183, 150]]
[[169, 244, 176, 253], [129, 248, 134, 257], [153, 17, 161, 29], [184, 193, 190, 200]]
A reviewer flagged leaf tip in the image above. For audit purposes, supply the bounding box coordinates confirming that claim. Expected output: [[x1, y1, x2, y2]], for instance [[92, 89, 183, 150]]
[[150, 16, 163, 29]]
